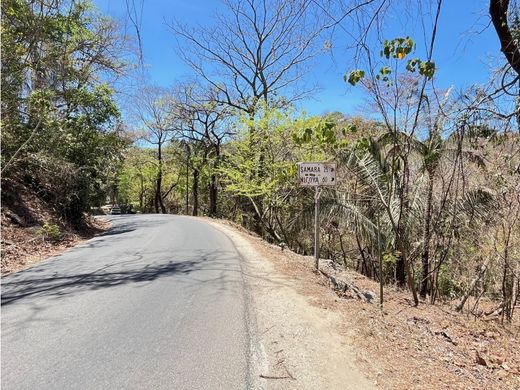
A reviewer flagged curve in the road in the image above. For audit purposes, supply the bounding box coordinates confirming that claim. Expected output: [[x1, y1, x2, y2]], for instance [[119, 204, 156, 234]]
[[1, 215, 257, 390]]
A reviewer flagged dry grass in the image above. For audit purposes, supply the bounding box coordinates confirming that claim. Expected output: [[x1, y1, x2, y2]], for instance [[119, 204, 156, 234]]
[[1, 215, 109, 276], [216, 219, 520, 390], [1, 185, 110, 275]]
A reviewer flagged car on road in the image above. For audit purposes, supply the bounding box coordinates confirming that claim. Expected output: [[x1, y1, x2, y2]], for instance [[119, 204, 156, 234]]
[[110, 205, 121, 215]]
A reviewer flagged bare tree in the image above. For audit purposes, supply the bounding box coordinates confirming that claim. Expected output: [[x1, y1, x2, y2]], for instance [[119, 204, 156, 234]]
[[132, 86, 177, 213], [173, 84, 233, 216], [171, 0, 325, 115]]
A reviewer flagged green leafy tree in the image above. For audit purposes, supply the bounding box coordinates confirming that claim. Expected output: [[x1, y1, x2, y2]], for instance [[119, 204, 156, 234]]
[[219, 105, 324, 241], [1, 0, 127, 224], [117, 147, 157, 212]]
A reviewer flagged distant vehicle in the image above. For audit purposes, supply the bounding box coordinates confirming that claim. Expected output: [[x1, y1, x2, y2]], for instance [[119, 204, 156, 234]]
[[110, 205, 121, 215]]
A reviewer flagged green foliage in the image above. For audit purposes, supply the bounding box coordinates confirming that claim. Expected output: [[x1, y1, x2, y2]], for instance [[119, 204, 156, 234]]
[[342, 123, 357, 135], [117, 146, 182, 212], [220, 105, 301, 200], [291, 115, 359, 151], [375, 66, 392, 82], [437, 264, 459, 299], [406, 58, 436, 79], [292, 126, 314, 144], [117, 148, 156, 209], [381, 37, 414, 59], [346, 36, 436, 88], [315, 121, 337, 145], [1, 0, 127, 224], [345, 70, 365, 86], [38, 223, 61, 241], [383, 250, 399, 276], [292, 118, 338, 146]]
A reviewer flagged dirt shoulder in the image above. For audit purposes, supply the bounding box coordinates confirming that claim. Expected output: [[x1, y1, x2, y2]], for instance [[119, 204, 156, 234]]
[[206, 218, 376, 390], [1, 180, 112, 276], [207, 218, 520, 390], [1, 215, 109, 276]]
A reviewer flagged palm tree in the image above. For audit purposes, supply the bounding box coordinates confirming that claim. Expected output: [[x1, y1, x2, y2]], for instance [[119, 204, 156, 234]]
[[330, 121, 487, 306], [331, 138, 420, 305], [379, 125, 486, 298]]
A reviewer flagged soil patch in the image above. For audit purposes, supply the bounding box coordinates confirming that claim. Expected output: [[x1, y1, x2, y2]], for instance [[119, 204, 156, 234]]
[[206, 218, 375, 390], [1, 215, 109, 275], [208, 218, 520, 390], [1, 183, 110, 275]]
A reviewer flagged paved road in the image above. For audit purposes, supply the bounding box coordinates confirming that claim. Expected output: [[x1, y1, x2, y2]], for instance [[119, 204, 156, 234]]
[[1, 215, 256, 390]]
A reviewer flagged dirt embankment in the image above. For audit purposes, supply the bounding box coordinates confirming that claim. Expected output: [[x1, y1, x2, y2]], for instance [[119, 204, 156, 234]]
[[208, 219, 520, 390], [1, 184, 109, 275]]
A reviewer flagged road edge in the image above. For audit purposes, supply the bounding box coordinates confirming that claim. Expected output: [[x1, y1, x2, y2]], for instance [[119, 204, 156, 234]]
[[203, 218, 270, 390]]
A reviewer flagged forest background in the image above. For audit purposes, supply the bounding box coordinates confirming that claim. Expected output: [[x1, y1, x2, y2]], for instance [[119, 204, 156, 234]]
[[1, 0, 519, 321]]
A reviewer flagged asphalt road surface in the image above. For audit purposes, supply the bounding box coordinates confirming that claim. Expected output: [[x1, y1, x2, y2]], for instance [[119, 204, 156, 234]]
[[1, 215, 257, 390]]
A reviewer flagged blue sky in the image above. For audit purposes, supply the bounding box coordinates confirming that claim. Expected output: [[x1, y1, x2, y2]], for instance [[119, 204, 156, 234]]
[[96, 0, 501, 116]]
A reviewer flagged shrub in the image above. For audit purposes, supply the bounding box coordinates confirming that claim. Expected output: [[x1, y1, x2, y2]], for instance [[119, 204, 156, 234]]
[[38, 222, 61, 241]]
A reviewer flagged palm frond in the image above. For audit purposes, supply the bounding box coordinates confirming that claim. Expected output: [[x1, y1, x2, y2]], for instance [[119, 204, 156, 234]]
[[456, 188, 495, 218]]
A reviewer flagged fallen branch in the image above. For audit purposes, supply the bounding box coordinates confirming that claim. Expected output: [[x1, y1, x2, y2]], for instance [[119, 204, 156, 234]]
[[319, 259, 375, 303], [260, 374, 295, 380], [434, 330, 458, 345], [484, 302, 504, 317]]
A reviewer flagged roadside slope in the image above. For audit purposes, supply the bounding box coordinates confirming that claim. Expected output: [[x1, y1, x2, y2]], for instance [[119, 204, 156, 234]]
[[1, 182, 108, 275], [207, 218, 520, 390]]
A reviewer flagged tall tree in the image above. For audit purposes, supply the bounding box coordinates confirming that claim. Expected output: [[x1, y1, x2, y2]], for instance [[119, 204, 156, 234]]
[[173, 0, 326, 230], [174, 84, 232, 216], [117, 147, 157, 212], [132, 86, 177, 213], [1, 0, 127, 224], [489, 0, 520, 76], [172, 0, 325, 115]]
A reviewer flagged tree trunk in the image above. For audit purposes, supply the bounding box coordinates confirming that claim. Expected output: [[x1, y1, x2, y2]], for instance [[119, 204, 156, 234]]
[[209, 147, 221, 217], [139, 174, 144, 210], [396, 257, 406, 286], [154, 181, 160, 214], [355, 231, 368, 275], [250, 116, 265, 236], [155, 176, 165, 213], [252, 197, 264, 235], [404, 250, 419, 306], [209, 173, 217, 216], [397, 232, 419, 305], [456, 257, 490, 312], [420, 171, 435, 298], [489, 0, 520, 75], [249, 197, 281, 242], [254, 143, 266, 235], [396, 156, 411, 288], [156, 144, 166, 214], [501, 223, 514, 322], [192, 168, 199, 216]]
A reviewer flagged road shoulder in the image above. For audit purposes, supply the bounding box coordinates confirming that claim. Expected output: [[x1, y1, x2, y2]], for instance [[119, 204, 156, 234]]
[[205, 218, 375, 390], [1, 215, 110, 276]]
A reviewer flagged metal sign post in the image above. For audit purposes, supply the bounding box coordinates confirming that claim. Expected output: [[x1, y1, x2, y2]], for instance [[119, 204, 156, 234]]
[[314, 186, 321, 269], [377, 213, 383, 310], [298, 162, 337, 270]]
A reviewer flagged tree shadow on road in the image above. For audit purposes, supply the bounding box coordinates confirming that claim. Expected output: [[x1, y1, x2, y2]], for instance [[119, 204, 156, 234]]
[[1, 248, 293, 308], [1, 255, 203, 306]]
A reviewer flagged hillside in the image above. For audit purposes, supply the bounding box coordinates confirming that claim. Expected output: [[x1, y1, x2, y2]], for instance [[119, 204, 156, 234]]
[[1, 180, 108, 275], [209, 219, 520, 390]]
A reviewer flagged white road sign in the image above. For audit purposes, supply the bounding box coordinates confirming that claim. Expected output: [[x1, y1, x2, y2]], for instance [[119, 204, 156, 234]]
[[298, 162, 337, 187]]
